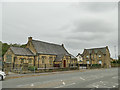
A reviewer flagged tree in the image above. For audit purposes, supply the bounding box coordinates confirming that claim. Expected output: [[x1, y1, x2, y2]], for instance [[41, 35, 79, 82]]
[[0, 41, 27, 56], [2, 43, 10, 56]]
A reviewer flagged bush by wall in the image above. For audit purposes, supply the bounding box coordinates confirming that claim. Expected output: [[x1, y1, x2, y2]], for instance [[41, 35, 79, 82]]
[[28, 66, 37, 71], [90, 64, 101, 69]]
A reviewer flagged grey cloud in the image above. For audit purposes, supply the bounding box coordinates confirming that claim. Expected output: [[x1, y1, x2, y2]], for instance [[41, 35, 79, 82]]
[[72, 19, 113, 33], [2, 2, 118, 57], [63, 39, 106, 50], [65, 33, 105, 41], [76, 2, 117, 12]]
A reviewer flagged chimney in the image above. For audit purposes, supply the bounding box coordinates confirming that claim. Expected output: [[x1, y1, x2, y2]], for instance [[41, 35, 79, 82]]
[[28, 37, 32, 42], [62, 44, 64, 47], [106, 46, 108, 49]]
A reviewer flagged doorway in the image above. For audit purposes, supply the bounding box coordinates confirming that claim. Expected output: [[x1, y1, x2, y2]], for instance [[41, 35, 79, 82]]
[[63, 60, 66, 67]]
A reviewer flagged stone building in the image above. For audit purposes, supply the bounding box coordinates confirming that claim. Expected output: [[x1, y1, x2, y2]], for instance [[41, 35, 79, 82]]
[[82, 46, 111, 68], [4, 37, 77, 70], [76, 53, 83, 64]]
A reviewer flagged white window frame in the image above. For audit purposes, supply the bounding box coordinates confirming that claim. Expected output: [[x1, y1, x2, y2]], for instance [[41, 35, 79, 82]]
[[99, 60, 102, 64], [86, 55, 89, 58], [87, 60, 89, 64], [98, 55, 101, 58]]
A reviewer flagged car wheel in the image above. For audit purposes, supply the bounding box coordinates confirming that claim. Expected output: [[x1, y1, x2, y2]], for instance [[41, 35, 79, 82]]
[[0, 75, 3, 81]]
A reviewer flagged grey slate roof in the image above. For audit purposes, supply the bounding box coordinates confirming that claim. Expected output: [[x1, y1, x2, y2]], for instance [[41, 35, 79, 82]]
[[10, 47, 33, 56], [69, 54, 76, 59], [55, 54, 64, 62], [32, 40, 70, 55], [85, 47, 107, 54]]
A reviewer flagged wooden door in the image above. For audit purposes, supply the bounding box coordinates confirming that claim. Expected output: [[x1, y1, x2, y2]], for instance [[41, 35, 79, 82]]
[[63, 60, 66, 67]]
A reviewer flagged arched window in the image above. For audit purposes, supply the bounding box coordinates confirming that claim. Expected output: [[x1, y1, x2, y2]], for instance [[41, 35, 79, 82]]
[[41, 56, 46, 64], [49, 57, 53, 64]]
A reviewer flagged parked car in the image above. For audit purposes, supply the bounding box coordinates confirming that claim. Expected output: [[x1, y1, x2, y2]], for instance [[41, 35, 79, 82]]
[[0, 70, 6, 81]]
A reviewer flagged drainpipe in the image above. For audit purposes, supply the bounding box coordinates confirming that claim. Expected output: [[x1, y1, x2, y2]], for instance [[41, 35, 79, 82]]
[[33, 56, 36, 74], [38, 54, 39, 68], [34, 56, 35, 67], [90, 53, 92, 67]]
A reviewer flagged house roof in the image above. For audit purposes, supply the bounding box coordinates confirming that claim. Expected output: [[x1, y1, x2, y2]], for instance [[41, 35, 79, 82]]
[[10, 47, 34, 56], [70, 54, 76, 59], [85, 47, 107, 54], [32, 40, 70, 55], [55, 54, 64, 62], [76, 53, 83, 57]]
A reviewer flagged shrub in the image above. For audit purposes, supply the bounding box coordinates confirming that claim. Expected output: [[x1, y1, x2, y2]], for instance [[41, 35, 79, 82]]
[[28, 66, 37, 71], [91, 64, 101, 68]]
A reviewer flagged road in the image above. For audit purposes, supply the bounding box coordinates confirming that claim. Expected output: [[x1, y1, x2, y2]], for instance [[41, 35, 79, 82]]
[[1, 68, 119, 88]]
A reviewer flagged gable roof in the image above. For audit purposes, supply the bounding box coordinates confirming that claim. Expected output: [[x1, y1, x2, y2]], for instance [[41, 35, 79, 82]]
[[76, 53, 83, 57], [31, 40, 70, 55], [10, 47, 34, 56], [85, 46, 107, 54]]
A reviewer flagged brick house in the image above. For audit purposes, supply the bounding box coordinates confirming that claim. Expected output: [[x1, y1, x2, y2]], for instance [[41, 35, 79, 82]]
[[82, 46, 111, 68], [3, 37, 77, 71]]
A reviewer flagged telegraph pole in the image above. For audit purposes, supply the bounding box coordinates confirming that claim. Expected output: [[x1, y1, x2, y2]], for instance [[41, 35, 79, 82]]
[[114, 45, 117, 59]]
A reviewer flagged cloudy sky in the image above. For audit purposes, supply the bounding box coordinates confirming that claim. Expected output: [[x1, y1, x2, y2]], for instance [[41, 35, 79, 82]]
[[1, 2, 118, 58]]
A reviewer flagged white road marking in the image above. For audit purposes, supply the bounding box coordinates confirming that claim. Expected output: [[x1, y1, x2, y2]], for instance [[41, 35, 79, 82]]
[[54, 83, 76, 88], [113, 86, 116, 87], [113, 86, 116, 88], [80, 77, 85, 80], [62, 82, 65, 85], [17, 84, 30, 87], [100, 81, 103, 83], [92, 85, 99, 88], [31, 83, 34, 87]]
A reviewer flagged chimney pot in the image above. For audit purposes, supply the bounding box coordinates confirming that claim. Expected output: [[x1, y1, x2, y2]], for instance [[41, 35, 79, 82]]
[[28, 37, 32, 42]]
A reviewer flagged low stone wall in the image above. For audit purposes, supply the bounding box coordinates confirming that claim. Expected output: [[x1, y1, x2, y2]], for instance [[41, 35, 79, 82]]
[[10, 67, 79, 74]]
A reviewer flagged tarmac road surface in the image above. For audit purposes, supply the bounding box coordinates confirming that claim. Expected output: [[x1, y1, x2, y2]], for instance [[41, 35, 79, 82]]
[[1, 68, 119, 88]]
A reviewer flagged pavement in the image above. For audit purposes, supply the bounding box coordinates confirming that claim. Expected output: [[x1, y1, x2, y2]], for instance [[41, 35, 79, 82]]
[[5, 69, 86, 79], [1, 68, 119, 88]]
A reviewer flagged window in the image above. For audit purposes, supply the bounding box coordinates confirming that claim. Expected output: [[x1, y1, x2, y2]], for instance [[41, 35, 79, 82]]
[[99, 60, 102, 64], [21, 60, 24, 64], [28, 58, 32, 64], [87, 60, 89, 64], [80, 60, 83, 62], [66, 57, 68, 60], [49, 57, 53, 64], [66, 57, 69, 62], [42, 56, 46, 64], [92, 55, 94, 59], [86, 55, 89, 58], [6, 55, 12, 63], [20, 58, 25, 63], [98, 55, 101, 58]]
